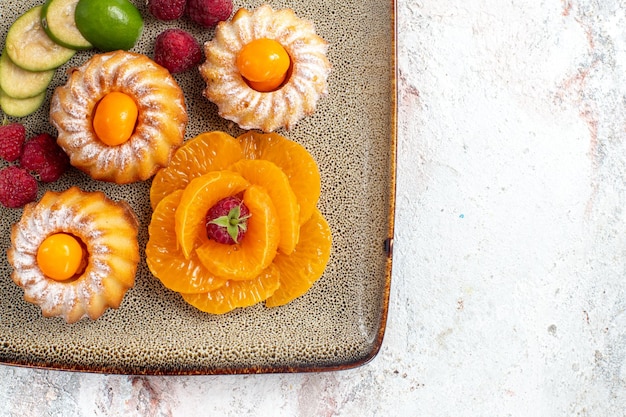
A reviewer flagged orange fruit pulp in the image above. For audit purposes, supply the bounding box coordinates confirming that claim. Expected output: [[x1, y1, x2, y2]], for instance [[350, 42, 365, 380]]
[[146, 190, 227, 294], [145, 129, 331, 313], [237, 131, 321, 225], [195, 184, 280, 281], [92, 91, 138, 146], [175, 170, 250, 259], [236, 38, 291, 92], [265, 208, 332, 307], [181, 264, 281, 315], [150, 132, 245, 209], [37, 233, 85, 281], [230, 158, 300, 255]]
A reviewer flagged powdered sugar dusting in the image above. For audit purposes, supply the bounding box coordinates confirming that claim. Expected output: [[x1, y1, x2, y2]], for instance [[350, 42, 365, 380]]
[[50, 51, 187, 184], [200, 4, 331, 132], [7, 187, 139, 323]]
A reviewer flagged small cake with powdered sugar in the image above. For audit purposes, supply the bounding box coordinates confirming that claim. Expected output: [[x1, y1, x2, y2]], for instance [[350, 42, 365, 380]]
[[50, 50, 188, 184], [199, 4, 331, 132], [7, 187, 139, 323]]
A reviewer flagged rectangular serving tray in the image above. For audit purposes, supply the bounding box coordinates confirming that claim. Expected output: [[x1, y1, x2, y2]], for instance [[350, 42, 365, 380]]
[[0, 0, 396, 374]]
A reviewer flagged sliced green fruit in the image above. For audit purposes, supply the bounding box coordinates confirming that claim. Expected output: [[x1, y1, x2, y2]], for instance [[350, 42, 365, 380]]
[[41, 0, 93, 50], [75, 0, 144, 52], [0, 51, 54, 99], [0, 89, 46, 117], [6, 6, 76, 72]]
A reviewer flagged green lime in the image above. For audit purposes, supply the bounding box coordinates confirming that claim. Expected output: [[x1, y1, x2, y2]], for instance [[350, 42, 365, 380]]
[[74, 0, 143, 51]]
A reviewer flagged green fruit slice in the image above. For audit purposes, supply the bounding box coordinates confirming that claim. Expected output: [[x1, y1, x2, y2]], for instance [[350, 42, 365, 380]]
[[0, 89, 46, 117], [6, 6, 76, 72], [75, 0, 144, 52], [41, 0, 93, 50], [0, 51, 55, 99]]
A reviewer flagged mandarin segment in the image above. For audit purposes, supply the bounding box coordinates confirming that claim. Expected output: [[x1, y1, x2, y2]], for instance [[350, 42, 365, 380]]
[[150, 131, 245, 208], [230, 158, 300, 255], [237, 131, 320, 224], [175, 170, 250, 259], [265, 208, 332, 307], [146, 190, 227, 294], [196, 185, 280, 281], [181, 264, 281, 315]]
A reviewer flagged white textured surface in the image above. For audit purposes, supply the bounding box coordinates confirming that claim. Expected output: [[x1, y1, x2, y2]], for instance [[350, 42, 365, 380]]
[[3, 0, 626, 415]]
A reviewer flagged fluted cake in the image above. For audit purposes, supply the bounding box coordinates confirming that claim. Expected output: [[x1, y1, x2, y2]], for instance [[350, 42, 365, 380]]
[[7, 187, 140, 323], [50, 50, 188, 184], [199, 4, 331, 132]]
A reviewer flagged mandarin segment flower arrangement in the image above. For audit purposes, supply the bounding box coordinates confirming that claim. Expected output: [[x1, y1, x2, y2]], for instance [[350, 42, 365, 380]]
[[146, 131, 332, 314]]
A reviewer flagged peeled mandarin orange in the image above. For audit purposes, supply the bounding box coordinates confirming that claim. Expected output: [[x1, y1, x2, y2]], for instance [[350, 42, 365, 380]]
[[150, 131, 245, 209], [146, 190, 227, 294], [181, 264, 281, 314], [237, 131, 321, 224], [175, 170, 250, 259], [92, 91, 138, 146], [196, 185, 280, 281], [230, 159, 300, 255], [265, 208, 332, 308]]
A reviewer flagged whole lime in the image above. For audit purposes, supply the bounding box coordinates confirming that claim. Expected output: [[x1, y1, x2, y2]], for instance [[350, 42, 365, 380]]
[[75, 0, 144, 51]]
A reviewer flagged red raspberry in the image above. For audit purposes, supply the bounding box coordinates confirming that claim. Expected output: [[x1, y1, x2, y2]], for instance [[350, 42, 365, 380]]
[[206, 195, 251, 244], [154, 29, 203, 74], [148, 0, 186, 20], [0, 166, 37, 208], [186, 0, 232, 27], [20, 133, 70, 183], [0, 122, 26, 162]]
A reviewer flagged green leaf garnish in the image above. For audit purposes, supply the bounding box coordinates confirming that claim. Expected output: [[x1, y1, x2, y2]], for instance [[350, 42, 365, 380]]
[[209, 204, 251, 243]]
